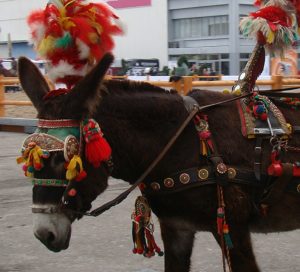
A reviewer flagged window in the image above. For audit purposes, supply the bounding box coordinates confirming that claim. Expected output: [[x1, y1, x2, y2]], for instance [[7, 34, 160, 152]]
[[173, 16, 229, 39], [169, 54, 230, 75], [221, 61, 229, 75], [240, 53, 251, 72]]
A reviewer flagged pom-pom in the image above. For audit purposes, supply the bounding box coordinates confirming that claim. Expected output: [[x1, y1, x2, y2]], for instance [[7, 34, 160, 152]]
[[75, 169, 87, 181], [255, 104, 265, 114], [68, 188, 77, 197], [27, 0, 123, 87], [260, 112, 268, 120]]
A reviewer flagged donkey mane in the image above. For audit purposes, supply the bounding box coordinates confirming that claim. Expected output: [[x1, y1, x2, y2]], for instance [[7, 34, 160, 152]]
[[101, 80, 184, 122]]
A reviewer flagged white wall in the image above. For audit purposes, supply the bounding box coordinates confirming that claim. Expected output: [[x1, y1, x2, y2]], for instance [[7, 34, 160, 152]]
[[113, 0, 168, 67], [0, 0, 48, 42], [0, 0, 168, 67]]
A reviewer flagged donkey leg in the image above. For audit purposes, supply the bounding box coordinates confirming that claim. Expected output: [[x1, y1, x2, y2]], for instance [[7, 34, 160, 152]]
[[212, 225, 260, 272], [160, 220, 195, 272]]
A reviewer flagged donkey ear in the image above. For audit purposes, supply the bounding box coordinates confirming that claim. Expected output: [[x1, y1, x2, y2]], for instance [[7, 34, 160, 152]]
[[66, 53, 114, 114], [18, 57, 50, 111]]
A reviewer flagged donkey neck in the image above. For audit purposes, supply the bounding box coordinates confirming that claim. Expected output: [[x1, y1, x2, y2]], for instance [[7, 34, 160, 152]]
[[95, 80, 200, 184]]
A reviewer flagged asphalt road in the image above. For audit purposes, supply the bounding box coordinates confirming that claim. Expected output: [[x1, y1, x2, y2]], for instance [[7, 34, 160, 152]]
[[0, 132, 299, 272]]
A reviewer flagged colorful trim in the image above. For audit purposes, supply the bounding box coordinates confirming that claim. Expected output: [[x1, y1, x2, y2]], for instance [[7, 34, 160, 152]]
[[22, 133, 64, 152], [32, 178, 69, 187], [237, 96, 291, 138], [38, 119, 80, 128]]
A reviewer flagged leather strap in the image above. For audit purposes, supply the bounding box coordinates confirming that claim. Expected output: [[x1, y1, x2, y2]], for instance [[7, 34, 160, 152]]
[[254, 137, 263, 181], [258, 86, 300, 93], [142, 166, 263, 195], [293, 126, 300, 133], [182, 96, 199, 113], [208, 155, 229, 187], [260, 92, 300, 98]]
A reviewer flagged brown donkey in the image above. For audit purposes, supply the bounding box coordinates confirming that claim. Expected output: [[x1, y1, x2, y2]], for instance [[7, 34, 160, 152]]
[[18, 53, 300, 272]]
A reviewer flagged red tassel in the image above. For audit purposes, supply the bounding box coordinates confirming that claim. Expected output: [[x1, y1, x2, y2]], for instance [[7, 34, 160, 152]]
[[85, 135, 111, 167], [83, 119, 112, 168]]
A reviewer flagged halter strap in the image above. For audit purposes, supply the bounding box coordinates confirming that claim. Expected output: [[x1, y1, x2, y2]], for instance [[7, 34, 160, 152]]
[[32, 178, 69, 187], [38, 119, 80, 128]]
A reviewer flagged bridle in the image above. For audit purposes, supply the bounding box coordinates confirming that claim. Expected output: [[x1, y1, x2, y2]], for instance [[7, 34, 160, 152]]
[[18, 118, 112, 218]]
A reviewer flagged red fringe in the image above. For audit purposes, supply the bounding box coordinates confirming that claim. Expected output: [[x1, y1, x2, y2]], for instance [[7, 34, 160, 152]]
[[85, 135, 111, 168]]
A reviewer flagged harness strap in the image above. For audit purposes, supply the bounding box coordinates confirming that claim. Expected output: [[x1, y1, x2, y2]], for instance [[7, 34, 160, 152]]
[[293, 126, 300, 133], [254, 137, 263, 181], [208, 155, 229, 187], [182, 96, 199, 113], [142, 166, 262, 195], [258, 86, 300, 94], [261, 92, 300, 98]]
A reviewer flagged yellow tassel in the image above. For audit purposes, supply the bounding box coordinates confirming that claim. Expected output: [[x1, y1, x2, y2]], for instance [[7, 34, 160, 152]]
[[17, 143, 49, 176], [38, 36, 56, 57], [66, 155, 84, 181]]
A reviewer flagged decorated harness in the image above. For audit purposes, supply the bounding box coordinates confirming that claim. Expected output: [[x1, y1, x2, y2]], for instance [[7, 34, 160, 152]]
[[17, 118, 112, 212]]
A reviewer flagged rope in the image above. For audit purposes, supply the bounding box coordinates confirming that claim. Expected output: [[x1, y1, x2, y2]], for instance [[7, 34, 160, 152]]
[[217, 185, 233, 272]]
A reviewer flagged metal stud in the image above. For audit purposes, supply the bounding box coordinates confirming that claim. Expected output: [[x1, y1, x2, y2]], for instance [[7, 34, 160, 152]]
[[164, 178, 175, 188], [151, 182, 160, 191], [227, 168, 237, 179], [198, 169, 209, 180], [179, 173, 190, 184], [217, 163, 227, 174]]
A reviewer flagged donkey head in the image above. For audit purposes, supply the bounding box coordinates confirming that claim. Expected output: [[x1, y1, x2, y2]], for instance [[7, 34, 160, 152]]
[[18, 53, 114, 252]]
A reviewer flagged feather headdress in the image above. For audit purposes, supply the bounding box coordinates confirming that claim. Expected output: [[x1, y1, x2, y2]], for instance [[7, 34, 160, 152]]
[[28, 0, 123, 88], [240, 0, 300, 55]]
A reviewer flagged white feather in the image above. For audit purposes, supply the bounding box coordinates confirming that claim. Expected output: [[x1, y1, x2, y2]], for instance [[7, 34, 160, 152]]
[[47, 60, 92, 82], [76, 39, 90, 60]]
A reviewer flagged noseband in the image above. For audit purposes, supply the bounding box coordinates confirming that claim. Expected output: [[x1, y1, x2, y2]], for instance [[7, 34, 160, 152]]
[[17, 118, 112, 217]]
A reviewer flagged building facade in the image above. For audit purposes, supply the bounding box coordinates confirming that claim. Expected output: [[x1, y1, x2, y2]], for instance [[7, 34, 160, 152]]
[[168, 0, 256, 75], [0, 0, 259, 75]]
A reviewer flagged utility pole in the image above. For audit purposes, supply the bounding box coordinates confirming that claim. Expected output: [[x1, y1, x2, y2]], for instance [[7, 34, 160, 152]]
[[8, 33, 12, 58]]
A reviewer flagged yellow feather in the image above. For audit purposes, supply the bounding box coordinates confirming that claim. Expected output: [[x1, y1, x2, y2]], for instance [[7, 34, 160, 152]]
[[38, 36, 56, 56], [267, 31, 275, 44]]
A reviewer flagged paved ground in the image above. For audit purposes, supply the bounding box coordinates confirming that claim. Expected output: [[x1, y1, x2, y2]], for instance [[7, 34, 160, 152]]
[[0, 131, 299, 272]]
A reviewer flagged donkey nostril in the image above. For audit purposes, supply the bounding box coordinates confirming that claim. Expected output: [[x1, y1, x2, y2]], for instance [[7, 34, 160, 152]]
[[47, 232, 55, 243], [35, 228, 56, 245]]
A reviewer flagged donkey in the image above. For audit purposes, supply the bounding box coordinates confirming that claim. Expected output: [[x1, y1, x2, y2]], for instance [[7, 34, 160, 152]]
[[18, 53, 300, 272]]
